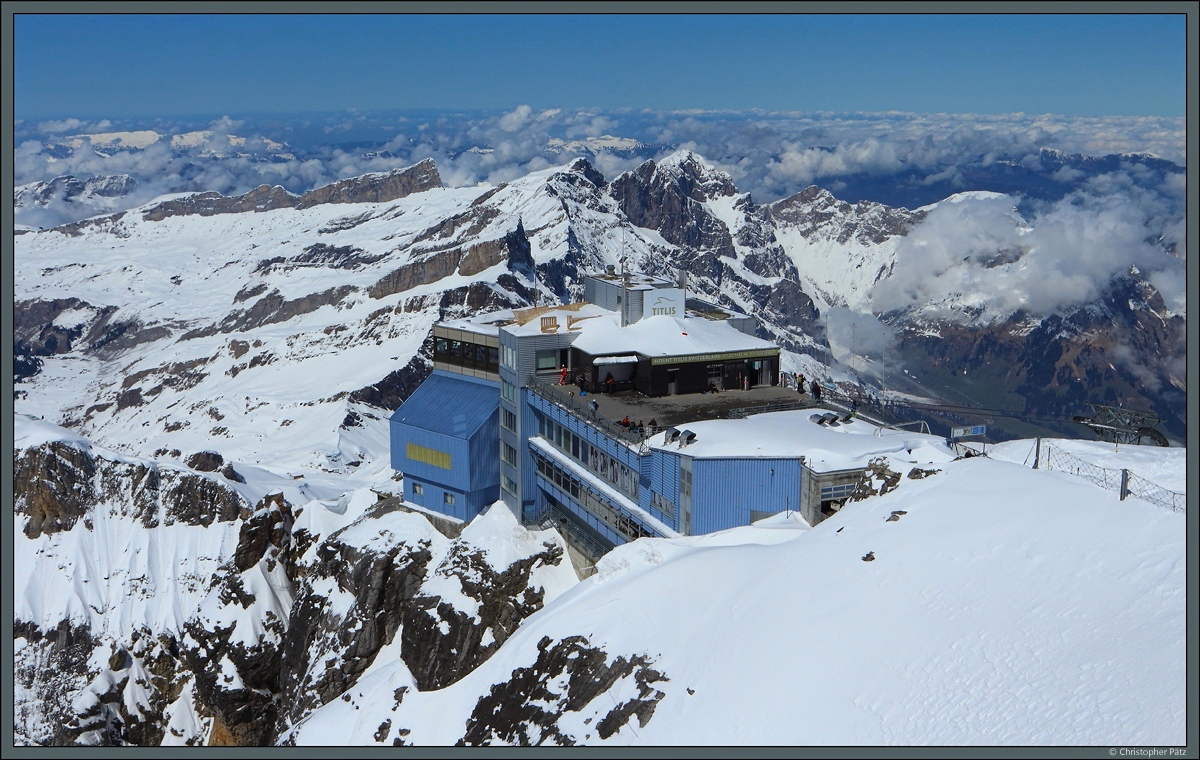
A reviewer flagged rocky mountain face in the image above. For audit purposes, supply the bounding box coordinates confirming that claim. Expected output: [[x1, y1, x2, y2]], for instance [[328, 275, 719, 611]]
[[140, 159, 443, 221], [14, 420, 579, 746], [14, 174, 139, 229], [889, 271, 1187, 439]]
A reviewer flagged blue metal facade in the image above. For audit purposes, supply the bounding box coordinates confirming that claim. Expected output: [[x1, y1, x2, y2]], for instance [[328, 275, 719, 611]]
[[391, 314, 819, 544], [389, 370, 500, 519], [689, 457, 802, 534]]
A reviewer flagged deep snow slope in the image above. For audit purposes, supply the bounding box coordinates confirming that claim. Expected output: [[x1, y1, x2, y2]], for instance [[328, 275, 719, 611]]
[[13, 416, 578, 746], [283, 451, 1186, 746]]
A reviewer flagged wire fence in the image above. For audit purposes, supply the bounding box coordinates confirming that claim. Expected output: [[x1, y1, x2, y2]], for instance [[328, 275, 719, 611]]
[[1039, 441, 1185, 514], [1125, 470, 1187, 514]]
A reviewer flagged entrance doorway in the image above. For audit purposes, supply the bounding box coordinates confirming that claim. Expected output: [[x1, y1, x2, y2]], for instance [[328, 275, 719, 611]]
[[668, 368, 679, 395]]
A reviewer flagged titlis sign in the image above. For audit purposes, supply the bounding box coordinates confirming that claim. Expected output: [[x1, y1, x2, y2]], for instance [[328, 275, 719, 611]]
[[951, 425, 987, 439], [643, 288, 685, 319]]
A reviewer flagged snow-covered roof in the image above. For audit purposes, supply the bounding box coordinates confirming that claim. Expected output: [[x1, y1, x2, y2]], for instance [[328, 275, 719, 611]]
[[647, 408, 955, 472], [501, 303, 615, 337], [585, 271, 675, 291], [437, 309, 520, 337], [571, 313, 776, 360]]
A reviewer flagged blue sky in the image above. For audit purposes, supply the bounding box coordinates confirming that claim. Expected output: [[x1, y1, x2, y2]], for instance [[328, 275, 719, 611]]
[[13, 13, 1186, 119]]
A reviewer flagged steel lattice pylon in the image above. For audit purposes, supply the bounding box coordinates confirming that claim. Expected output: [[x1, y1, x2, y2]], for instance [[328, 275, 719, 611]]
[[1072, 403, 1169, 446]]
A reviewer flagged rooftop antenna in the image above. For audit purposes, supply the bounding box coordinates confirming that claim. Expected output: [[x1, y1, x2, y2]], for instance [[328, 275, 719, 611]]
[[620, 228, 629, 327]]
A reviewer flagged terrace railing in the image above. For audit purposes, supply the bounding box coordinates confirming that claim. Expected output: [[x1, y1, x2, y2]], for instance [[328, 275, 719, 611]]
[[526, 375, 651, 451]]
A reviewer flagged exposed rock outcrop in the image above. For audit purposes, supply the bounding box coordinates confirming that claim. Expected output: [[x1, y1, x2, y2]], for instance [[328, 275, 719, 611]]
[[459, 635, 668, 746], [141, 160, 442, 221]]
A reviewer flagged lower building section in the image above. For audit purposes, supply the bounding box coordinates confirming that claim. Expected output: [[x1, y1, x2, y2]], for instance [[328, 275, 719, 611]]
[[531, 447, 667, 548], [403, 474, 499, 522], [389, 370, 500, 522]]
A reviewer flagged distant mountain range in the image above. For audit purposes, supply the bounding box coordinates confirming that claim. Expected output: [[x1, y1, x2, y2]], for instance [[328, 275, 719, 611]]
[[15, 151, 1185, 447]]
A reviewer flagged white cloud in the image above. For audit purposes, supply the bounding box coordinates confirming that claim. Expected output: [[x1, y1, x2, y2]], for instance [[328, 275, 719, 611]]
[[498, 104, 533, 132]]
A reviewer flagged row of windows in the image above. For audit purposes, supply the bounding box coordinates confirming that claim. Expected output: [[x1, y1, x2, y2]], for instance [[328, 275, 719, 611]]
[[502, 474, 518, 496], [537, 413, 639, 500], [503, 442, 518, 467], [534, 452, 655, 542], [434, 337, 499, 373], [501, 344, 517, 370], [649, 491, 674, 524], [820, 482, 857, 502], [408, 481, 455, 505], [501, 408, 517, 432], [406, 442, 451, 470], [501, 379, 517, 404]]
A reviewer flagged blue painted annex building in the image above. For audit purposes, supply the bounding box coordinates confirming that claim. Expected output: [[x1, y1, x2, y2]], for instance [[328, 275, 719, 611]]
[[390, 270, 895, 558], [389, 370, 499, 520]]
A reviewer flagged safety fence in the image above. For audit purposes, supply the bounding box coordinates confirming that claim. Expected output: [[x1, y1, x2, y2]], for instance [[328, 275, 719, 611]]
[[1037, 440, 1185, 514]]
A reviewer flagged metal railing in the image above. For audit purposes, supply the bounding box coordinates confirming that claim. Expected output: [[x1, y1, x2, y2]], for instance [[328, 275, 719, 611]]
[[1037, 440, 1185, 513], [533, 500, 613, 564], [728, 390, 895, 430], [727, 401, 812, 419], [875, 419, 932, 436], [526, 375, 651, 451]]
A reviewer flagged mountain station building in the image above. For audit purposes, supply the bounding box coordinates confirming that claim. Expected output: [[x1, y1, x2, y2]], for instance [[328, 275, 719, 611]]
[[390, 269, 951, 560]]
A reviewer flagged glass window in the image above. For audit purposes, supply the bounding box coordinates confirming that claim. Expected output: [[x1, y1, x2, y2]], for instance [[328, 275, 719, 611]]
[[503, 442, 517, 467], [443, 492, 455, 505], [435, 337, 448, 357], [501, 344, 517, 370], [503, 475, 518, 495], [488, 346, 500, 370], [448, 340, 461, 358], [411, 482, 423, 496], [536, 349, 557, 370], [502, 408, 517, 432], [501, 379, 517, 404]]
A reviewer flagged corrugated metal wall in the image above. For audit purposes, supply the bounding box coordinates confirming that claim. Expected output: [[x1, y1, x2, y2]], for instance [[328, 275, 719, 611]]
[[468, 408, 500, 492], [585, 276, 621, 312], [403, 474, 496, 521], [389, 423, 472, 492], [646, 449, 681, 530], [690, 457, 802, 534]]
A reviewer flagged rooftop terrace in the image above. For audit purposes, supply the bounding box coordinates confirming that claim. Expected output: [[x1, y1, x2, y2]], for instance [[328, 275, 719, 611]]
[[528, 375, 808, 446]]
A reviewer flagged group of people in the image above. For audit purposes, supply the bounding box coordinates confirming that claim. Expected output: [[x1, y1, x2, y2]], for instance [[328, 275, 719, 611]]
[[561, 367, 618, 395], [619, 416, 657, 437], [796, 372, 822, 401], [795, 372, 861, 417]]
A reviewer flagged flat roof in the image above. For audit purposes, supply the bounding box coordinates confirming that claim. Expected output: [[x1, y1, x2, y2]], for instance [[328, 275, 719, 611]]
[[437, 309, 519, 338], [586, 271, 675, 291], [437, 303, 613, 338], [571, 313, 776, 360], [390, 370, 498, 439], [646, 408, 956, 472]]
